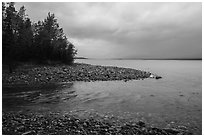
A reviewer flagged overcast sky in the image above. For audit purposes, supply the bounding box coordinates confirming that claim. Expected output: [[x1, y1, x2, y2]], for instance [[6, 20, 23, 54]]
[[16, 2, 202, 59]]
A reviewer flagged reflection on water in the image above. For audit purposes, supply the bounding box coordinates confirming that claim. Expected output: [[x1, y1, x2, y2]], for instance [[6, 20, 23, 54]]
[[2, 83, 77, 111]]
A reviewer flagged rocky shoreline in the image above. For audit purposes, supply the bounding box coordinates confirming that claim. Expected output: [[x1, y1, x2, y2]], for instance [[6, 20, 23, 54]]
[[3, 63, 169, 135], [2, 112, 191, 135], [2, 63, 161, 85]]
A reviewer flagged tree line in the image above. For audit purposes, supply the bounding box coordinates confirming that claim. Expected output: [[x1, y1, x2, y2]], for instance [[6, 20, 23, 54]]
[[2, 2, 77, 72]]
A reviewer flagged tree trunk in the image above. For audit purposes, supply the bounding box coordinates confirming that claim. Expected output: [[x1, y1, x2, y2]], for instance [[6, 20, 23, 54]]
[[8, 64, 13, 73]]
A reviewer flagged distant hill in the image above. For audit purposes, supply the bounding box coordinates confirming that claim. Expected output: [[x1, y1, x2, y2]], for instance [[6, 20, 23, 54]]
[[109, 58, 202, 60], [74, 57, 88, 59], [74, 57, 202, 60]]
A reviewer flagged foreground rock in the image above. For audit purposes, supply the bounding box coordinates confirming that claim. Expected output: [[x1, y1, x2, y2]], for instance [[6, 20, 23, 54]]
[[2, 112, 191, 135], [3, 63, 160, 85]]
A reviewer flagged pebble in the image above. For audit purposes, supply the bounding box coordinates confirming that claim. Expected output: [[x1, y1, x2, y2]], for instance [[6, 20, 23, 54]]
[[3, 63, 161, 85], [2, 112, 190, 135]]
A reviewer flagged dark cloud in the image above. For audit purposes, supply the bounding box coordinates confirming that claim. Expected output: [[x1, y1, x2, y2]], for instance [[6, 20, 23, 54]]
[[15, 2, 202, 59]]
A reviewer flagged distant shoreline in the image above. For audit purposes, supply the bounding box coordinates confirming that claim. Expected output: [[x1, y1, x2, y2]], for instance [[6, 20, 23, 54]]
[[75, 58, 202, 60]]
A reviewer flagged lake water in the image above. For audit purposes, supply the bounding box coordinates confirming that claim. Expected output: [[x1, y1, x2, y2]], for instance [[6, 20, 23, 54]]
[[3, 59, 202, 134]]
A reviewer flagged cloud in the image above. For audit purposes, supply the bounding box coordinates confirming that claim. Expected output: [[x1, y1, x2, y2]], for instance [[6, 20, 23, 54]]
[[15, 2, 202, 59]]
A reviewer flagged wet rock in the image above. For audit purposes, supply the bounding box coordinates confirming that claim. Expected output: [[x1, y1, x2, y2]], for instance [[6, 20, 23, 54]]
[[149, 73, 162, 80], [155, 76, 162, 79]]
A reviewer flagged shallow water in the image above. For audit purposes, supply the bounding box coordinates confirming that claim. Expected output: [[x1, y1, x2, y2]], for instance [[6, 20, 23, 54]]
[[2, 59, 202, 134]]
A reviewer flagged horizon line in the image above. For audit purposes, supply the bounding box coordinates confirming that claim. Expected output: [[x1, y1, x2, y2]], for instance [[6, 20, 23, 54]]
[[75, 57, 202, 60]]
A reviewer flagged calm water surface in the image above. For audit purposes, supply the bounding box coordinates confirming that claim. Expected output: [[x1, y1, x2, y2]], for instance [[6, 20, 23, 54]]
[[3, 59, 202, 134]]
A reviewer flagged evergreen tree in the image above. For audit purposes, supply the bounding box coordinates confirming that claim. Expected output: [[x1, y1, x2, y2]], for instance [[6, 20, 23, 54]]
[[16, 6, 33, 61], [34, 12, 77, 64], [2, 3, 77, 70], [2, 2, 17, 72]]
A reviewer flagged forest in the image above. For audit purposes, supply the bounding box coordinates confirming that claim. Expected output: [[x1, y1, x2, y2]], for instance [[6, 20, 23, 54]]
[[2, 2, 77, 72]]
